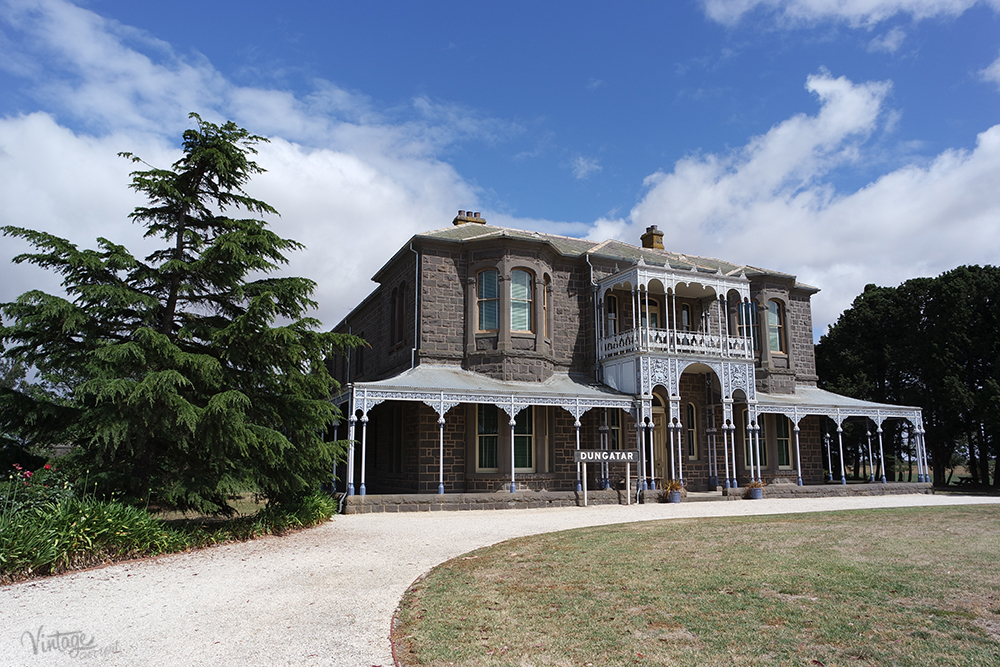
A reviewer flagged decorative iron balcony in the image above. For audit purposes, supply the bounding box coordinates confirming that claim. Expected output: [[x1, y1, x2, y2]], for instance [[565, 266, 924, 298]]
[[598, 327, 755, 360]]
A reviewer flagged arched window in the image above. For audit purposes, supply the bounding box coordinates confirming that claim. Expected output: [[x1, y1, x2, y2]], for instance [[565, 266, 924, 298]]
[[686, 403, 697, 459], [543, 275, 551, 338], [767, 299, 786, 353], [510, 269, 534, 332], [477, 270, 499, 331]]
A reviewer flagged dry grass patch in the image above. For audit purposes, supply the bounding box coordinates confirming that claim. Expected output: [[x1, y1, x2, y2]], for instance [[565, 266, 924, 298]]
[[393, 506, 1000, 667]]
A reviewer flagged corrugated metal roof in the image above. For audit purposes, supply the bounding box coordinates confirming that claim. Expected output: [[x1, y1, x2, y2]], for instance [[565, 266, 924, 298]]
[[758, 386, 920, 416], [341, 364, 635, 408]]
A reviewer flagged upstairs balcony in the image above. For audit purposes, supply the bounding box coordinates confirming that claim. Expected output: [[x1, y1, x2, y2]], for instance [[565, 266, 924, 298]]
[[598, 326, 755, 361]]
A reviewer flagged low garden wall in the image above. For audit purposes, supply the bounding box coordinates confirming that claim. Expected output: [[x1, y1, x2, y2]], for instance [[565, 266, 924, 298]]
[[343, 482, 933, 513], [343, 488, 630, 514]]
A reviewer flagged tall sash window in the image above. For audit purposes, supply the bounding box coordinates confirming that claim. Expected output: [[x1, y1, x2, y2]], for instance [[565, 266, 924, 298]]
[[511, 270, 534, 332], [477, 270, 499, 331]]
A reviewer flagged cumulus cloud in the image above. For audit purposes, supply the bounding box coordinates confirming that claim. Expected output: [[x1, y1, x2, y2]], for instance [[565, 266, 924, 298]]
[[0, 0, 500, 327], [587, 71, 1000, 336], [701, 0, 1000, 27]]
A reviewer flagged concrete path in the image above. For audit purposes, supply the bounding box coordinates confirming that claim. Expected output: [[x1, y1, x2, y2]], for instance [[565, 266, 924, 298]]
[[3, 493, 998, 667]]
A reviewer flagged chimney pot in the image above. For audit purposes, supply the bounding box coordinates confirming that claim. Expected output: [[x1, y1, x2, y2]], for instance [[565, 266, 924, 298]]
[[473, 211, 480, 218], [640, 225, 665, 250], [458, 210, 466, 217]]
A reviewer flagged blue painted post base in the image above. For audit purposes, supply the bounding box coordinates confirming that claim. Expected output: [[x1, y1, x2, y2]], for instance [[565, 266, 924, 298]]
[[724, 480, 730, 489], [641, 481, 648, 491], [650, 480, 657, 490], [880, 476, 887, 484], [841, 476, 847, 485], [510, 482, 516, 493], [797, 477, 803, 486], [347, 484, 354, 496], [438, 483, 444, 494], [576, 481, 582, 492], [732, 479, 738, 489], [359, 484, 366, 496]]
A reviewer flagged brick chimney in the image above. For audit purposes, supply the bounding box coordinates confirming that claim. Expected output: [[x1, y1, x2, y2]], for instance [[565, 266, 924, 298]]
[[452, 210, 486, 226], [640, 225, 664, 249]]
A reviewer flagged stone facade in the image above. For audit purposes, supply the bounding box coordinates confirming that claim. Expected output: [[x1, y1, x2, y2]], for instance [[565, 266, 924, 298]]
[[332, 218, 922, 499]]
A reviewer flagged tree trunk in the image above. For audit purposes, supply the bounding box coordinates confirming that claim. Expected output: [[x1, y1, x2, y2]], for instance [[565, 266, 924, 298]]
[[968, 431, 979, 485], [978, 423, 992, 486]]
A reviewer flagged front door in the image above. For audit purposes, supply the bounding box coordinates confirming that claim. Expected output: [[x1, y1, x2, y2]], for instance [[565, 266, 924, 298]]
[[652, 408, 668, 484]]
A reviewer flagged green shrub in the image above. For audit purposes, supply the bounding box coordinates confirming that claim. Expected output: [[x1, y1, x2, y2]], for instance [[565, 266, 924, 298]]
[[0, 490, 338, 583]]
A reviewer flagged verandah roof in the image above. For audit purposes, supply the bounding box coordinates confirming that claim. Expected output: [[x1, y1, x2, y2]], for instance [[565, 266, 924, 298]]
[[754, 385, 922, 427], [334, 364, 635, 418]]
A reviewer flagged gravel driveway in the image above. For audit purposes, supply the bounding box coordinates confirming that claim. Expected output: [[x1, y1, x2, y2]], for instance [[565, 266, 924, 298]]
[[3, 493, 998, 667]]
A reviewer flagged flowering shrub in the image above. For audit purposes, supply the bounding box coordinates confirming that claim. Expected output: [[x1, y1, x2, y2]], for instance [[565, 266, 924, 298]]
[[1, 462, 75, 515]]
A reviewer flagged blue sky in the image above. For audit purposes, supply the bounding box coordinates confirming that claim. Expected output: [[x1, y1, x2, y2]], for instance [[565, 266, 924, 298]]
[[1, 0, 999, 337]]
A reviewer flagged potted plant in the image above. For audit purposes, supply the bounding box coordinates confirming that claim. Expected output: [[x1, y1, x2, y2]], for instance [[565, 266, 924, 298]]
[[663, 479, 683, 503], [744, 479, 765, 500]]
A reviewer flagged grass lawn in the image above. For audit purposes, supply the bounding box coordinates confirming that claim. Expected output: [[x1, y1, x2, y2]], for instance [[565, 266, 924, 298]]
[[393, 506, 1000, 666]]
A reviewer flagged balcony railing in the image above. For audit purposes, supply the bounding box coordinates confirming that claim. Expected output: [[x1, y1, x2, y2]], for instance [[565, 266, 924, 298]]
[[598, 327, 754, 360]]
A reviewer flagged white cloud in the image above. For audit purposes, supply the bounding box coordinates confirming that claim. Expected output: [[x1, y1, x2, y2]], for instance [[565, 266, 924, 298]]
[[982, 52, 1000, 89], [702, 0, 1000, 27], [588, 71, 1000, 336], [572, 156, 602, 179], [868, 26, 907, 52], [0, 0, 499, 328]]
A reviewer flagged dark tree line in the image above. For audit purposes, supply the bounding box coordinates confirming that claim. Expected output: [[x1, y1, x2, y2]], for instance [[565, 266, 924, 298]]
[[816, 266, 1000, 487]]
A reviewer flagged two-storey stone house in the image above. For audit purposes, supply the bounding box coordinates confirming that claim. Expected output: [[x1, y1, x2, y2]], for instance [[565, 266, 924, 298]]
[[331, 213, 927, 497]]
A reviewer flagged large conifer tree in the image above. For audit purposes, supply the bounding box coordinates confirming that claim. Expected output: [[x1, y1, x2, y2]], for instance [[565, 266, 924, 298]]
[[0, 114, 361, 513]]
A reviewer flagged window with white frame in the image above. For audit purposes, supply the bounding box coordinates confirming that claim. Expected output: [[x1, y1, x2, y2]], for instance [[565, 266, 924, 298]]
[[740, 301, 760, 352], [477, 270, 499, 331], [510, 269, 534, 332], [768, 299, 786, 353], [776, 416, 791, 468], [514, 406, 534, 470], [606, 295, 618, 336], [640, 298, 660, 328]]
